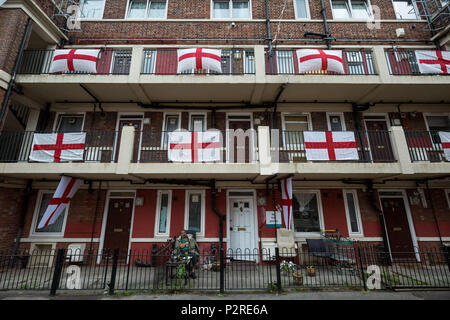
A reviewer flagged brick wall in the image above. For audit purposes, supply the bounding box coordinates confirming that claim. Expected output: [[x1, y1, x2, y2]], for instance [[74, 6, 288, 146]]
[[0, 187, 26, 251]]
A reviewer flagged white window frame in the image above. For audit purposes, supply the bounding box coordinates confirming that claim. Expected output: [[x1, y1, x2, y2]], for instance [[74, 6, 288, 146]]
[[30, 190, 69, 238], [188, 112, 208, 131], [53, 112, 86, 132], [293, 190, 325, 238], [293, 0, 311, 19], [161, 112, 182, 148], [154, 190, 172, 237], [326, 112, 346, 131], [281, 112, 312, 151], [79, 0, 106, 19], [343, 189, 364, 236], [423, 112, 450, 147], [125, 0, 169, 19], [211, 0, 253, 20], [184, 190, 206, 237], [391, 0, 420, 20], [330, 0, 373, 20]]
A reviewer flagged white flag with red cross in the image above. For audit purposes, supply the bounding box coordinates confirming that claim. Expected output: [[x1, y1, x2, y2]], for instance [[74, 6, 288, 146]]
[[177, 48, 222, 73], [29, 133, 86, 163], [37, 176, 83, 229], [296, 49, 345, 74], [415, 50, 450, 74], [49, 49, 100, 73], [168, 131, 221, 162], [304, 131, 359, 161], [281, 177, 293, 231], [439, 131, 450, 161]]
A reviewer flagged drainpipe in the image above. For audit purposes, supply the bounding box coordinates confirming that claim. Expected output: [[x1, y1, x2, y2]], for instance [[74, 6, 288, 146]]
[[210, 179, 225, 293], [265, 0, 274, 74], [319, 0, 332, 49], [271, 84, 286, 129], [352, 103, 371, 161], [0, 18, 32, 129]]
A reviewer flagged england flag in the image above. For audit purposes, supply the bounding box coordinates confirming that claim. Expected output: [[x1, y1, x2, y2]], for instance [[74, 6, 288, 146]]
[[177, 48, 222, 73], [296, 49, 345, 74], [168, 131, 221, 162], [304, 131, 359, 161], [415, 50, 450, 74], [29, 133, 86, 163], [49, 49, 100, 73], [439, 131, 450, 161]]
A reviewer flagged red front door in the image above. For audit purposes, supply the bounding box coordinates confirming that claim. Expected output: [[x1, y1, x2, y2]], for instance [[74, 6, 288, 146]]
[[381, 197, 416, 260], [103, 198, 134, 253], [228, 120, 252, 163], [365, 120, 394, 162]]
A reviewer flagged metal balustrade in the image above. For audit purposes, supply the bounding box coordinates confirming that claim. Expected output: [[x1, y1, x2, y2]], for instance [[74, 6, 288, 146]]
[[265, 49, 376, 75], [405, 130, 449, 162], [385, 48, 450, 75]]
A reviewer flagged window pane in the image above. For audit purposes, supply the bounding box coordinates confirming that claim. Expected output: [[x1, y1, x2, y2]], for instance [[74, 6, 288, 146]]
[[351, 0, 370, 19], [57, 115, 84, 132], [158, 193, 169, 233], [426, 116, 450, 130], [35, 193, 66, 233], [81, 0, 105, 18], [276, 50, 295, 74], [295, 0, 308, 18], [188, 193, 202, 232], [332, 0, 351, 18], [393, 0, 418, 19], [293, 193, 321, 232], [128, 0, 147, 18], [163, 115, 179, 147], [346, 192, 360, 233], [191, 116, 206, 132], [329, 115, 343, 131], [232, 1, 250, 18], [214, 1, 230, 18], [149, 1, 167, 18]]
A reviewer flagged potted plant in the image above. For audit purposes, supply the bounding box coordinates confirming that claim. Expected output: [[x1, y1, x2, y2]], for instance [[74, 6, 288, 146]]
[[292, 271, 304, 285], [280, 260, 296, 275], [306, 266, 316, 277]]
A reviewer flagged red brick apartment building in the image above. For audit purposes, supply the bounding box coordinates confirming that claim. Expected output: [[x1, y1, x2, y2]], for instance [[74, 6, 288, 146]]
[[0, 0, 449, 262]]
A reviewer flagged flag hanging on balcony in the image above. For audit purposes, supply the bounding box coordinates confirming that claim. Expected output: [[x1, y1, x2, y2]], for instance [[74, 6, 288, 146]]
[[37, 176, 83, 229], [439, 131, 450, 161], [415, 50, 450, 74], [177, 48, 222, 73], [49, 49, 100, 73], [29, 132, 86, 163], [0, 0, 6, 7], [296, 49, 345, 74], [304, 131, 359, 161], [168, 131, 221, 162], [280, 177, 293, 231]]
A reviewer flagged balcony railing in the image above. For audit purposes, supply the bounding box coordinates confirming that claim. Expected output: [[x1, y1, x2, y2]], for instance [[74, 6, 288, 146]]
[[277, 130, 395, 163], [0, 131, 118, 163], [141, 49, 255, 75], [405, 130, 449, 162], [266, 49, 376, 75], [385, 49, 450, 76], [17, 49, 132, 75]]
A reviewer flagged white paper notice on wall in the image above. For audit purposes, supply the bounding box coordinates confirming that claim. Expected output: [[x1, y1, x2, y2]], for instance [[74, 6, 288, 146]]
[[265, 211, 282, 228]]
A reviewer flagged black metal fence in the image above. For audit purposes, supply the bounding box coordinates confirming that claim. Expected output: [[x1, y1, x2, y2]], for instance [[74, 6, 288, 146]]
[[405, 130, 448, 162], [0, 131, 118, 163], [1, 245, 449, 295], [385, 48, 450, 76]]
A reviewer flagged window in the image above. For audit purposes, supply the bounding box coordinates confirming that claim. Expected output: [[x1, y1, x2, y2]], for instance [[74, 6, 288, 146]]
[[162, 114, 180, 147], [126, 0, 167, 19], [32, 192, 67, 235], [392, 0, 419, 19], [292, 191, 323, 233], [155, 191, 171, 235], [343, 190, 363, 235], [185, 190, 205, 235], [212, 0, 251, 19], [282, 114, 311, 158], [56, 114, 85, 132], [327, 113, 346, 131], [425, 115, 450, 144], [190, 114, 207, 132], [331, 0, 372, 19], [294, 0, 310, 19], [80, 0, 105, 19], [276, 50, 295, 74]]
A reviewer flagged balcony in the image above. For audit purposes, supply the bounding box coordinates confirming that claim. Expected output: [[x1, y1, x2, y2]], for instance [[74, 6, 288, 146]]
[[385, 48, 450, 76], [405, 130, 449, 162]]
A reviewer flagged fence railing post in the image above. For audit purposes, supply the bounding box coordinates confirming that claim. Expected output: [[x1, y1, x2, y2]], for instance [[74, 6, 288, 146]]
[[151, 244, 157, 267], [108, 248, 119, 295], [357, 246, 367, 291], [275, 247, 282, 292], [50, 248, 65, 296], [219, 246, 225, 294]]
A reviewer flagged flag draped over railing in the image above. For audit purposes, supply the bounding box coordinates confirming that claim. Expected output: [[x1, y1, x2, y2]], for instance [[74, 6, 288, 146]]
[[177, 48, 222, 73], [29, 132, 86, 162]]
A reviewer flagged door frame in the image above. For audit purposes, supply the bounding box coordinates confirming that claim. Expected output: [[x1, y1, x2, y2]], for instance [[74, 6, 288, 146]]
[[378, 189, 420, 262], [114, 112, 144, 163], [226, 189, 259, 260], [363, 113, 392, 161], [98, 189, 136, 264], [225, 113, 256, 163]]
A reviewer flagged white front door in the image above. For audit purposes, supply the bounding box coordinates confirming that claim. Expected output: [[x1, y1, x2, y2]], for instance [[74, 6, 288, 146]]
[[229, 198, 257, 260]]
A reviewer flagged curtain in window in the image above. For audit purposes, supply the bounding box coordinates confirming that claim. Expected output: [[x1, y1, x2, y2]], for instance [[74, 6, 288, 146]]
[[295, 0, 308, 18], [149, 1, 167, 18], [188, 194, 202, 232], [214, 1, 230, 18], [345, 193, 359, 233], [158, 193, 169, 233], [128, 0, 147, 18], [232, 1, 249, 18]]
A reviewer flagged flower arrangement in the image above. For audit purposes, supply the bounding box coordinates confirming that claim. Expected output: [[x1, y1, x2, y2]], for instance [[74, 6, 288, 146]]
[[280, 260, 296, 274]]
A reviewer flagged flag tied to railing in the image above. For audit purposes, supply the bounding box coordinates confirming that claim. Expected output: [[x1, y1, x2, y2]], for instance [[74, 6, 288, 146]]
[[29, 132, 86, 162], [296, 49, 345, 74], [281, 177, 293, 231], [439, 131, 450, 161], [415, 50, 450, 74], [49, 49, 100, 73], [168, 131, 221, 162], [304, 131, 359, 161], [177, 48, 222, 73], [37, 176, 83, 229]]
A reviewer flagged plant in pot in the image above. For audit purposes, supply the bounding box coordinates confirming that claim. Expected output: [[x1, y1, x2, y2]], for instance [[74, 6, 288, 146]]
[[306, 266, 316, 277], [292, 271, 304, 286], [280, 260, 296, 275]]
